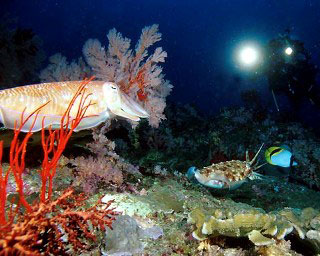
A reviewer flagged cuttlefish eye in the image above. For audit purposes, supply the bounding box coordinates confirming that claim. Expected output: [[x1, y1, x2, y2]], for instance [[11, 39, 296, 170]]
[[111, 86, 117, 90]]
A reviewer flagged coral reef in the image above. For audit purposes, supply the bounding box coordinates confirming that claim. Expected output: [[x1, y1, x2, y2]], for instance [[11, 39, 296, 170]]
[[0, 189, 117, 255], [188, 205, 319, 246], [94, 176, 320, 255], [0, 79, 118, 255], [115, 101, 320, 191], [83, 24, 173, 127], [102, 215, 163, 255], [2, 16, 320, 255], [40, 25, 173, 128], [68, 123, 140, 194], [39, 53, 90, 82]]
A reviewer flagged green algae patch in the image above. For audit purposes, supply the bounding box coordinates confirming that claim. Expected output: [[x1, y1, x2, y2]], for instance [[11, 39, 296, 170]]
[[146, 180, 185, 213]]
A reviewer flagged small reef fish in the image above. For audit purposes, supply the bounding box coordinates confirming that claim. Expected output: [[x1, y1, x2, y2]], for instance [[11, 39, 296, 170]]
[[187, 144, 265, 190], [265, 145, 297, 168], [0, 81, 149, 132]]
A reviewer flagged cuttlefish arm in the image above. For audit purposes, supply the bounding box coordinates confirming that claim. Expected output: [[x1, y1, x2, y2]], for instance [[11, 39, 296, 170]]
[[0, 81, 149, 132], [102, 82, 149, 122]]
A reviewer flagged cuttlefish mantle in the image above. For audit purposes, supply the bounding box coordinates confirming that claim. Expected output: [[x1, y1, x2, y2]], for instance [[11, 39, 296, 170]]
[[0, 81, 149, 132]]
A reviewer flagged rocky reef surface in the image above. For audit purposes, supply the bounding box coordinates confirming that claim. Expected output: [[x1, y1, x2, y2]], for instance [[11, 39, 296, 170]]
[[3, 101, 320, 255], [79, 173, 320, 256]]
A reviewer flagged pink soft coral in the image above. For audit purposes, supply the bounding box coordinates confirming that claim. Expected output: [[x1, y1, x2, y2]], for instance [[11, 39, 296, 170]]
[[69, 123, 140, 194], [83, 24, 173, 127], [39, 53, 91, 82], [40, 25, 172, 127]]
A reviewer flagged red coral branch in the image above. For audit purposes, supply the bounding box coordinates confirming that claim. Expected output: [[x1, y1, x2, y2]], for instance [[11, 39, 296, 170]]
[[127, 63, 150, 101], [0, 188, 117, 255], [9, 103, 50, 213], [0, 77, 119, 255], [39, 77, 94, 202], [0, 141, 8, 225]]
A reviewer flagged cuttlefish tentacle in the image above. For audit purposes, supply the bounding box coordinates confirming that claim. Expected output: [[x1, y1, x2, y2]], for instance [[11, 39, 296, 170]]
[[0, 81, 149, 132], [249, 143, 264, 167]]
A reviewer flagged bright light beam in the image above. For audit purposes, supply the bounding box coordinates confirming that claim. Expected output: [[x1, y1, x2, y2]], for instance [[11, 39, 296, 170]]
[[285, 47, 293, 55], [239, 46, 259, 66]]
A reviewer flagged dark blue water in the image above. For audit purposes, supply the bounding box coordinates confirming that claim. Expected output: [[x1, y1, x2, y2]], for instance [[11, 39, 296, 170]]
[[2, 0, 320, 128]]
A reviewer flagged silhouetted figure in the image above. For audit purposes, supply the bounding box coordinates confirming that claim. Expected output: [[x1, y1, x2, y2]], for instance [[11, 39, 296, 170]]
[[263, 33, 320, 111]]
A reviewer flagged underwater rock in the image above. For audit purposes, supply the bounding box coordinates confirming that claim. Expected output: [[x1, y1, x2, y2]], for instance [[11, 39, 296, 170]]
[[101, 193, 156, 218], [100, 178, 320, 254], [306, 230, 320, 242], [101, 180, 185, 217], [255, 240, 303, 256], [102, 215, 163, 256], [310, 215, 320, 230]]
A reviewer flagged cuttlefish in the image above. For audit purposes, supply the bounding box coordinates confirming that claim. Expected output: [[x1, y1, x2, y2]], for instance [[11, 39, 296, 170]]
[[0, 81, 149, 132], [187, 144, 266, 190]]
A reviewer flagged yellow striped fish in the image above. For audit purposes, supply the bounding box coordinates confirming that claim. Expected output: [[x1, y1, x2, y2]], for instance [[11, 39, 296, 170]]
[[265, 145, 297, 168]]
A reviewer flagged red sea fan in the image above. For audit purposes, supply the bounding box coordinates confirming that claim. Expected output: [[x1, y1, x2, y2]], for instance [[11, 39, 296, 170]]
[[0, 188, 118, 255], [0, 78, 119, 255]]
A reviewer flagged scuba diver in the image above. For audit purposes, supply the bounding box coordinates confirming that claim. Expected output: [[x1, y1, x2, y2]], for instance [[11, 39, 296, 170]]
[[262, 30, 320, 112]]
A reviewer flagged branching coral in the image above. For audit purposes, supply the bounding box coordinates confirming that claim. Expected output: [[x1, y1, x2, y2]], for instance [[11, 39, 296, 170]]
[[83, 24, 173, 127], [39, 53, 91, 82], [0, 78, 91, 212], [69, 123, 140, 193], [0, 78, 119, 254], [41, 25, 173, 127], [0, 188, 117, 255]]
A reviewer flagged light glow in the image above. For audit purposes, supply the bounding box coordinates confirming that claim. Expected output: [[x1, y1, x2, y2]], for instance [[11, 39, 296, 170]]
[[285, 47, 293, 55], [238, 46, 259, 66]]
